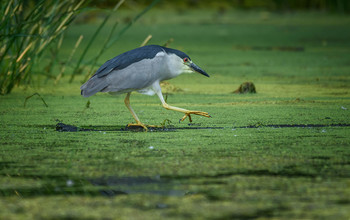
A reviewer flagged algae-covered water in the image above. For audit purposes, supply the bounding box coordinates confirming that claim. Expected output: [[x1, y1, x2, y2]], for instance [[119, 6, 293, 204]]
[[1, 10, 350, 219]]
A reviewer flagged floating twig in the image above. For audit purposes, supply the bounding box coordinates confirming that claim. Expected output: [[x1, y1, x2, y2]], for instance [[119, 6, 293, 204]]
[[24, 93, 48, 108]]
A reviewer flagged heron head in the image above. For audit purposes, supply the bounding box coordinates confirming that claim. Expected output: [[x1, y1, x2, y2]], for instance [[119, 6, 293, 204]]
[[164, 47, 209, 77], [181, 57, 209, 77]]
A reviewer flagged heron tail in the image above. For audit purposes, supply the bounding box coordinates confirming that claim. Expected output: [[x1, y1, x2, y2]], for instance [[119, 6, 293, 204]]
[[80, 76, 109, 97]]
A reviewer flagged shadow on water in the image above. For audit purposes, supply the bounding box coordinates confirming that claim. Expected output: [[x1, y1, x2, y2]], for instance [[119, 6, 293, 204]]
[[0, 174, 186, 198], [54, 122, 224, 132], [53, 122, 350, 132], [90, 176, 186, 197], [0, 174, 98, 197], [1, 165, 349, 198]]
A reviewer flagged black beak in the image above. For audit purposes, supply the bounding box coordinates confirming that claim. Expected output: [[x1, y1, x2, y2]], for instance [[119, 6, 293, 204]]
[[190, 62, 210, 77]]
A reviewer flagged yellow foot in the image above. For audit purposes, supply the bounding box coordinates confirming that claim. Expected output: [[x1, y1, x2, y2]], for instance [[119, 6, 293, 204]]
[[180, 111, 211, 123]]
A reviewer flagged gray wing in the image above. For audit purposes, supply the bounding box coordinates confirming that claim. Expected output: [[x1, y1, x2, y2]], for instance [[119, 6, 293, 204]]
[[93, 45, 165, 78], [81, 45, 166, 97]]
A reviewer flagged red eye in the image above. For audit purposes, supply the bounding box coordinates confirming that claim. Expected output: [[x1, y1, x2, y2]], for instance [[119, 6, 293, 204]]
[[183, 58, 188, 62]]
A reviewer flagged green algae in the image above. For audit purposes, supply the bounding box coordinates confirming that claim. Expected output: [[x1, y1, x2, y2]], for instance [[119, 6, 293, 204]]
[[1, 10, 350, 219]]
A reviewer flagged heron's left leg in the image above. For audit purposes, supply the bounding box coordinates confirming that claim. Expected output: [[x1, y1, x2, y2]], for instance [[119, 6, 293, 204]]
[[124, 92, 148, 131], [156, 90, 210, 122]]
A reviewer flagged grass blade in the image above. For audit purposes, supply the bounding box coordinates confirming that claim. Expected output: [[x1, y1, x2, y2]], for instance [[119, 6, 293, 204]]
[[55, 34, 84, 84], [0, 0, 86, 94], [140, 34, 153, 47], [70, 0, 125, 83], [105, 0, 161, 49]]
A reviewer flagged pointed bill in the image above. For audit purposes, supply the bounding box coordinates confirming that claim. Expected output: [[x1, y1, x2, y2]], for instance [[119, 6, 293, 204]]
[[190, 62, 209, 77]]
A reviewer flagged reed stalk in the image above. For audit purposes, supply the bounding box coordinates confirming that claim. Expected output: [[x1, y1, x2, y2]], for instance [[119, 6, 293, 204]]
[[0, 0, 86, 94]]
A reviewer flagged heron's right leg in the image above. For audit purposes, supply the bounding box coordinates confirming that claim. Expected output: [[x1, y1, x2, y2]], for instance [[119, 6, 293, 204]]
[[155, 89, 210, 122], [124, 92, 148, 131]]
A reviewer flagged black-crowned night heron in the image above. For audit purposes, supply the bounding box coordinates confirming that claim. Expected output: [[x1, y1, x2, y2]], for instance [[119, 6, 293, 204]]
[[81, 45, 210, 130]]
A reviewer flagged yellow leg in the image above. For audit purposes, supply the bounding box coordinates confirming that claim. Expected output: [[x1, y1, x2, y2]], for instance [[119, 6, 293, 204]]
[[124, 92, 148, 131], [156, 90, 211, 122]]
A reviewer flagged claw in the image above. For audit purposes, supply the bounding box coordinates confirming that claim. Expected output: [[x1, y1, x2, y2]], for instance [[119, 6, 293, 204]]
[[180, 111, 211, 122]]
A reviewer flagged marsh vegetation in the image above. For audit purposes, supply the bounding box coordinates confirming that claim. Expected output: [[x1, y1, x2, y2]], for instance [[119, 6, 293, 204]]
[[1, 3, 350, 219]]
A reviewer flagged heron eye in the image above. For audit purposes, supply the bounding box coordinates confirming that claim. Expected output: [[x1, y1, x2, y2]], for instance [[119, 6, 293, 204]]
[[183, 58, 189, 62]]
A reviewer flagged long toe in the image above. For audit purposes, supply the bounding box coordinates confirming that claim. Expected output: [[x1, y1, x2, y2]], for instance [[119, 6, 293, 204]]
[[197, 111, 211, 118], [180, 111, 211, 122], [191, 111, 211, 118]]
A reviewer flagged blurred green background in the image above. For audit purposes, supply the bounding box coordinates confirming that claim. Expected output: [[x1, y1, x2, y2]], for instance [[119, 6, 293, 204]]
[[94, 0, 350, 12]]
